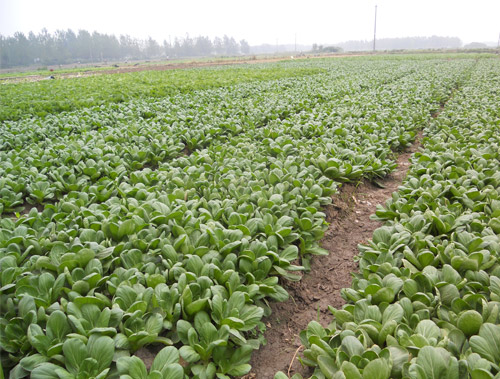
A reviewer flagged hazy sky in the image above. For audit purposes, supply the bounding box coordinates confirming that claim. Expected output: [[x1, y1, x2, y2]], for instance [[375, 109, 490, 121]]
[[1, 0, 499, 45]]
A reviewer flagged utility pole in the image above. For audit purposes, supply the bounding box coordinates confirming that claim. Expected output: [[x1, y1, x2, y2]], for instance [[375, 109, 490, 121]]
[[373, 5, 378, 52], [295, 33, 297, 53]]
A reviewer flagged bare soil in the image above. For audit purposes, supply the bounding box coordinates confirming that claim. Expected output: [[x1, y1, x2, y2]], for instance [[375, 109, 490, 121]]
[[246, 133, 423, 378], [135, 344, 165, 369]]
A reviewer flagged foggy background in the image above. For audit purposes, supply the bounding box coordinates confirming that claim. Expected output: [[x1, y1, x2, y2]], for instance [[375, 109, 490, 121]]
[[1, 0, 499, 68]]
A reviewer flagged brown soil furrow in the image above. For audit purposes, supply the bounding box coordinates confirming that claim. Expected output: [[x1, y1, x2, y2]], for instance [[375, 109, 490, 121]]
[[247, 132, 423, 378]]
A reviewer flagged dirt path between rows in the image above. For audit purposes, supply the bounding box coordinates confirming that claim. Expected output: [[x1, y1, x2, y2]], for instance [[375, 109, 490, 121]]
[[246, 132, 423, 378]]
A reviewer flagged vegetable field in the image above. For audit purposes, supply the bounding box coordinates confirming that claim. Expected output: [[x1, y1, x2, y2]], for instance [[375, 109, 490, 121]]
[[1, 55, 500, 379]]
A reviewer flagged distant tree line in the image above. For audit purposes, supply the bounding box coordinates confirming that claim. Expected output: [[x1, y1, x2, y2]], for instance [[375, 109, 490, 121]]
[[337, 36, 462, 52], [0, 29, 251, 68], [311, 44, 342, 53], [463, 42, 489, 49]]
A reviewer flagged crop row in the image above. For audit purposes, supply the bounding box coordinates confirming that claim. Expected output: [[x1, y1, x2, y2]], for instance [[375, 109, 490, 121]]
[[0, 58, 464, 214], [0, 64, 326, 122], [279, 58, 500, 378], [0, 57, 477, 378], [0, 59, 424, 214]]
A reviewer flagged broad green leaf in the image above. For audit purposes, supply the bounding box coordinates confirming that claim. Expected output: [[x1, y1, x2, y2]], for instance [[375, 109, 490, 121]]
[[227, 364, 252, 376], [186, 298, 209, 316], [19, 354, 48, 371], [470, 323, 500, 363], [362, 358, 391, 379], [413, 346, 451, 379], [145, 313, 164, 335], [275, 373, 290, 379], [31, 363, 62, 379], [127, 356, 148, 379], [382, 304, 404, 324], [46, 310, 71, 342], [118, 219, 136, 240], [341, 336, 364, 358], [318, 355, 338, 378], [62, 338, 87, 374], [87, 335, 114, 373], [415, 320, 440, 341], [163, 363, 185, 379], [471, 369, 493, 379], [179, 345, 201, 363], [438, 284, 460, 306], [151, 346, 180, 372], [388, 346, 409, 378], [341, 361, 362, 379]]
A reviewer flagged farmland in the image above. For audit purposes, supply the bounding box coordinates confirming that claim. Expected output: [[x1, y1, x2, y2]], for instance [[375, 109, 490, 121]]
[[275, 58, 500, 379], [1, 55, 500, 378]]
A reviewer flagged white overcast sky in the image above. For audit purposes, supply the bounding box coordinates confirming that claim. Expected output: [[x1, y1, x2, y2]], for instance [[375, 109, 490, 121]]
[[1, 0, 499, 45]]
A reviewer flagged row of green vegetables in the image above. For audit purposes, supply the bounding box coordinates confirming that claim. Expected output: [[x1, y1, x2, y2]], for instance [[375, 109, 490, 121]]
[[278, 59, 500, 378], [0, 63, 326, 122], [0, 57, 475, 378], [0, 58, 456, 215], [0, 59, 421, 214]]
